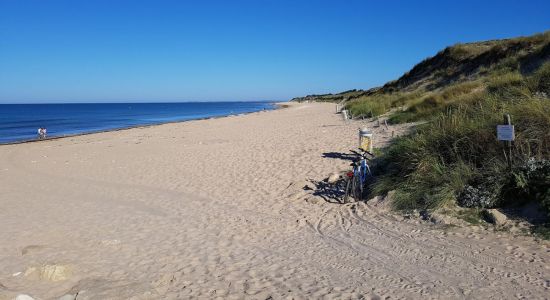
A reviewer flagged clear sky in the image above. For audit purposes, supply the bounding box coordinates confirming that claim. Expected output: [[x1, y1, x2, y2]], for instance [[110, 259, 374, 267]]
[[1, 0, 549, 103]]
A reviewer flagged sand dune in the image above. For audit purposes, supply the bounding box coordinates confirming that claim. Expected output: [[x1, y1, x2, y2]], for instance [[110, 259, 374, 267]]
[[0, 102, 548, 299]]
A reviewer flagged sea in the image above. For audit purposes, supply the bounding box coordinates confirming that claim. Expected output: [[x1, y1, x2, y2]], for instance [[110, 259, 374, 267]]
[[0, 102, 276, 144]]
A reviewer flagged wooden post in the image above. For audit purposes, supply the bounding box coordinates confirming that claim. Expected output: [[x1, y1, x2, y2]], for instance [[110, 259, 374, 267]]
[[384, 119, 389, 130], [504, 114, 512, 169]]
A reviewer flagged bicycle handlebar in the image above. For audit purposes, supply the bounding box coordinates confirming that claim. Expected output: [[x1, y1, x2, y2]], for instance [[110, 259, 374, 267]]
[[350, 149, 374, 158]]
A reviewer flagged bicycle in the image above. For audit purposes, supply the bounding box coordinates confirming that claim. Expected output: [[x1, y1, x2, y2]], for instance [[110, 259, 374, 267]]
[[342, 149, 374, 203]]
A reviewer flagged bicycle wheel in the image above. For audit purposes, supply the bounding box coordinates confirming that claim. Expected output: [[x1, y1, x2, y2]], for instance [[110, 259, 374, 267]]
[[343, 177, 352, 204], [353, 173, 362, 201], [358, 160, 372, 201]]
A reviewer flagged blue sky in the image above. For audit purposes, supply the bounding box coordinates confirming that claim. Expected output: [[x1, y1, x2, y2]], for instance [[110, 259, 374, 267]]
[[0, 0, 549, 103]]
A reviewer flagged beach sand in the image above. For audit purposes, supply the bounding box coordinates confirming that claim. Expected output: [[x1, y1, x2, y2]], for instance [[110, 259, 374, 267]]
[[0, 102, 548, 299]]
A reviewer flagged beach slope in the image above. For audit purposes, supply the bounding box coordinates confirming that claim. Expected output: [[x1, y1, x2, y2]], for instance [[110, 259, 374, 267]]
[[0, 103, 548, 299]]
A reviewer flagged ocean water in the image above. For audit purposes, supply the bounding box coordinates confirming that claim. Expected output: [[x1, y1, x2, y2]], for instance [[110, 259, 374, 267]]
[[0, 102, 275, 144]]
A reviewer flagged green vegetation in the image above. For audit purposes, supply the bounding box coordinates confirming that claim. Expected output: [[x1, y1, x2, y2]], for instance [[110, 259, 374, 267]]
[[372, 66, 550, 215], [290, 89, 374, 103], [532, 224, 550, 240], [293, 31, 550, 231]]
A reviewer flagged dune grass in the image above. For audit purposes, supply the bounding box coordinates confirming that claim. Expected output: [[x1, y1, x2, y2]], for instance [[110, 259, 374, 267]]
[[293, 31, 550, 234], [369, 64, 550, 219]]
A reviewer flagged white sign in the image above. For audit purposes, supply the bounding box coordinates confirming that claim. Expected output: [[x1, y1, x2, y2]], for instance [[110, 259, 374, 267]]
[[497, 125, 515, 141]]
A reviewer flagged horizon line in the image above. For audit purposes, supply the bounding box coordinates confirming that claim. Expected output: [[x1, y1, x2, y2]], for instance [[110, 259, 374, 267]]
[[0, 99, 286, 105]]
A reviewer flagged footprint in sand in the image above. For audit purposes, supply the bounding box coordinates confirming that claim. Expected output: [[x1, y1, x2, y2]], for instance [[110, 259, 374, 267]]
[[21, 245, 47, 256]]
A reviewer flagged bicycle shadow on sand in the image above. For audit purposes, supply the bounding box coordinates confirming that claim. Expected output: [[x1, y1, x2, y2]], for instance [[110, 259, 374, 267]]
[[305, 177, 346, 204], [321, 152, 357, 161], [311, 151, 373, 204]]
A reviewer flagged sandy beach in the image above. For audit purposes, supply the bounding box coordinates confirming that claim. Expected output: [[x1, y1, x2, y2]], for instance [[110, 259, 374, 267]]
[[0, 102, 549, 299]]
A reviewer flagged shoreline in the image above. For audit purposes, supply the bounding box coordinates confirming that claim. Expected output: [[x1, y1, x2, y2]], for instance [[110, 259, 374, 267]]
[[0, 102, 288, 146]]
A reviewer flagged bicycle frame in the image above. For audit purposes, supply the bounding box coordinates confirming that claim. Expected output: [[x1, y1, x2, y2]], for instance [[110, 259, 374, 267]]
[[343, 149, 373, 203]]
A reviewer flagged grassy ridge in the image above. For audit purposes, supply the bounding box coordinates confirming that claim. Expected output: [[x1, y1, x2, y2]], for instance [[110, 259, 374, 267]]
[[290, 89, 374, 103], [350, 31, 550, 220], [290, 31, 550, 220], [373, 65, 550, 213], [334, 31, 550, 224]]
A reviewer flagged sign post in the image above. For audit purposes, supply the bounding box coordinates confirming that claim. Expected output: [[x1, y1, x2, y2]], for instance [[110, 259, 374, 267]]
[[497, 114, 514, 169]]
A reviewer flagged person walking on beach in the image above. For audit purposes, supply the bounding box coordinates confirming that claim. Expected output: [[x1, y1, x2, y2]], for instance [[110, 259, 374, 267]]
[[37, 127, 47, 139]]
